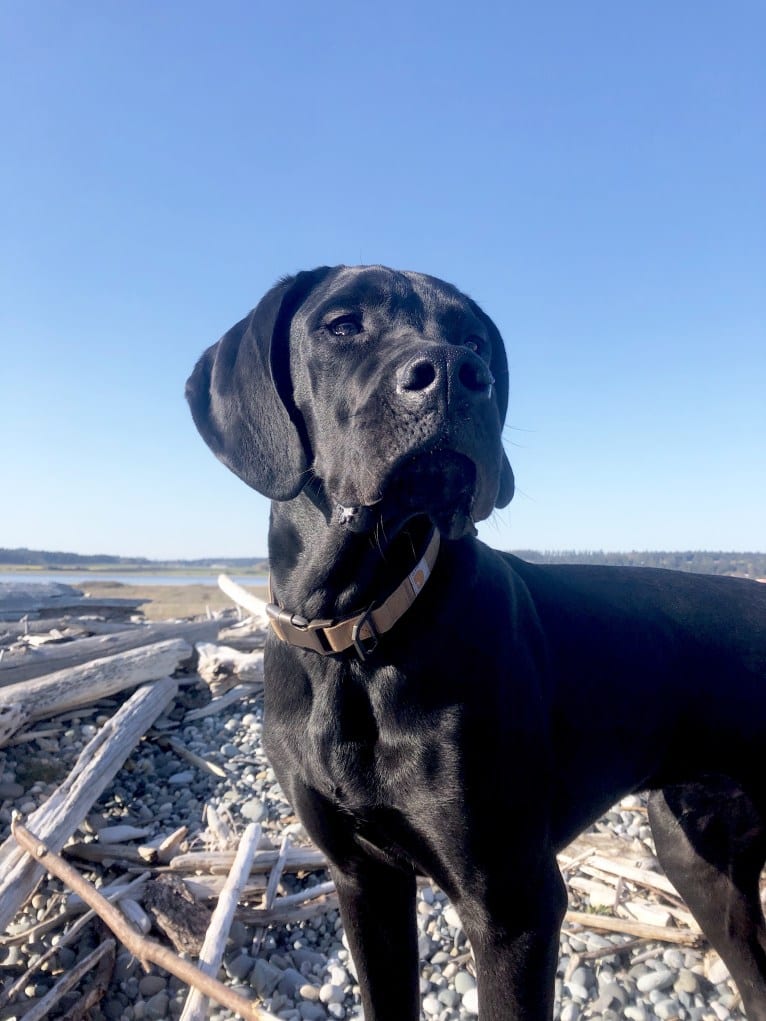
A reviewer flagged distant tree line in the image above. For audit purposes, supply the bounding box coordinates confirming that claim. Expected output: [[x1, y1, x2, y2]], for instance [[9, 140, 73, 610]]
[[511, 550, 766, 579], [0, 547, 270, 573], [2, 546, 764, 580]]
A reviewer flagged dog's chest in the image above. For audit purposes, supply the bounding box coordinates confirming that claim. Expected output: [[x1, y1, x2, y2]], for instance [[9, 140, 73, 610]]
[[270, 660, 462, 815]]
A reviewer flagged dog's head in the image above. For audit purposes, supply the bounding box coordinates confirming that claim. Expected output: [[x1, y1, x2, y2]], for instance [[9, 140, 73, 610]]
[[186, 265, 514, 540]]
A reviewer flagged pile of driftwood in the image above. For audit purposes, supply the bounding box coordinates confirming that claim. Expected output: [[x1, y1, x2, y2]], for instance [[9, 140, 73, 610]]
[[0, 577, 722, 1019]]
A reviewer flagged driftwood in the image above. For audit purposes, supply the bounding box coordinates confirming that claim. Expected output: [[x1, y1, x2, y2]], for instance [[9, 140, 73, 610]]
[[11, 819, 276, 1021], [217, 616, 269, 651], [217, 574, 270, 625], [143, 874, 213, 954], [0, 581, 147, 622], [196, 642, 264, 695], [0, 677, 178, 929], [239, 892, 340, 927], [168, 845, 328, 876], [180, 822, 261, 1021], [0, 872, 148, 1005], [0, 637, 191, 746], [0, 618, 220, 686], [563, 909, 702, 946], [184, 684, 255, 721], [20, 938, 116, 1021]]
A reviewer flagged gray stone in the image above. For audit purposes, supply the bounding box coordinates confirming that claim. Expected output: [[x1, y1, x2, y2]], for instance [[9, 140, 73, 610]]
[[319, 983, 345, 1004], [706, 955, 731, 986], [227, 953, 255, 981], [251, 958, 282, 998], [242, 798, 268, 822], [453, 970, 476, 994], [462, 986, 479, 1015], [423, 995, 441, 1016], [636, 968, 674, 993], [565, 982, 589, 1001], [623, 1008, 649, 1021], [654, 998, 682, 1020], [56, 946, 76, 969], [138, 975, 168, 997], [279, 967, 308, 996], [145, 992, 169, 1020], [168, 770, 195, 784], [326, 965, 348, 987], [570, 966, 593, 989], [228, 919, 249, 948], [674, 969, 699, 994], [663, 948, 685, 970], [292, 943, 324, 967], [442, 905, 462, 930], [592, 982, 626, 1010], [299, 1004, 327, 1021]]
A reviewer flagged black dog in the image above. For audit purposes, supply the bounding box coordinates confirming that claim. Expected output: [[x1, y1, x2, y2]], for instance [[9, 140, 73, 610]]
[[187, 265, 766, 1020]]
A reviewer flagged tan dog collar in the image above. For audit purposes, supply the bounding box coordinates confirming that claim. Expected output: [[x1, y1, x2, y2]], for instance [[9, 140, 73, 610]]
[[266, 529, 440, 661]]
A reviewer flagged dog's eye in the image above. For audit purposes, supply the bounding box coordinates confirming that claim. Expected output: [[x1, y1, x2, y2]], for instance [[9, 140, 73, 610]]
[[327, 316, 362, 338]]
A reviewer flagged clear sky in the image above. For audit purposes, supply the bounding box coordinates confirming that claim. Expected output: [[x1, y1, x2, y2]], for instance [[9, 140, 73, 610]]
[[1, 2, 763, 559]]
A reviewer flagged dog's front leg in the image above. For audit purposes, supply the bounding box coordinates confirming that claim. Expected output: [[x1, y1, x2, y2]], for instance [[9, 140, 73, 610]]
[[283, 782, 420, 1019], [456, 856, 567, 1020], [331, 858, 419, 1021]]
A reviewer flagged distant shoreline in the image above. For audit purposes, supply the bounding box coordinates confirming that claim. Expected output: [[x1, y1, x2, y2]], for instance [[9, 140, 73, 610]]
[[0, 563, 269, 577]]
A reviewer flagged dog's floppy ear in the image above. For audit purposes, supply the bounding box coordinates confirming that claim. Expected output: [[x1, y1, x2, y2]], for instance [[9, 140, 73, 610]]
[[186, 267, 334, 500], [468, 299, 515, 508]]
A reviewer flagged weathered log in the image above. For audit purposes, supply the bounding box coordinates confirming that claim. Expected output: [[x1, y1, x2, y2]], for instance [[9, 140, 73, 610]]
[[168, 845, 327, 876], [180, 823, 261, 1021], [217, 574, 270, 624], [0, 676, 178, 930], [217, 617, 268, 652], [196, 643, 264, 695], [0, 638, 191, 746], [0, 581, 82, 612], [564, 909, 701, 946], [0, 619, 220, 687], [0, 580, 148, 622]]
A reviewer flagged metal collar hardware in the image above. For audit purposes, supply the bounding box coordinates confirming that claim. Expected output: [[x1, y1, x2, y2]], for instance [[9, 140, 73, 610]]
[[266, 529, 440, 661]]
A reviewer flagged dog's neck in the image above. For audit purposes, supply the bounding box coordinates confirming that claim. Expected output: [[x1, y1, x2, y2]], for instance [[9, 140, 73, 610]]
[[268, 493, 435, 621]]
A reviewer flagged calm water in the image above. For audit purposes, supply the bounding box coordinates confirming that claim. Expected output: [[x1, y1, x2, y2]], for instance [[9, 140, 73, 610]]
[[0, 572, 268, 587]]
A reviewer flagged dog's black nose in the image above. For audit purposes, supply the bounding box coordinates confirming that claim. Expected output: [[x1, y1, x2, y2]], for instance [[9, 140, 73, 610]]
[[396, 349, 494, 402]]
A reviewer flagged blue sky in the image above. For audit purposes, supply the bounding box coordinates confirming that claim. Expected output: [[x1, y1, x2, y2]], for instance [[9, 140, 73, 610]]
[[1, 2, 763, 559]]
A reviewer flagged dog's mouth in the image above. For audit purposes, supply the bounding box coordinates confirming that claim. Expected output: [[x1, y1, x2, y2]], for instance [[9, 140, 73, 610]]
[[336, 450, 478, 541]]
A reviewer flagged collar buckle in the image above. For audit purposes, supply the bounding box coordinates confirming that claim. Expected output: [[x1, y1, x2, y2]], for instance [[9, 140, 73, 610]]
[[351, 605, 380, 662], [267, 528, 440, 659]]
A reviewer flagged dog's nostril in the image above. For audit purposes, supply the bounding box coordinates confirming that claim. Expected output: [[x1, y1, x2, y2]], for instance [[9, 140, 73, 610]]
[[400, 358, 437, 392], [458, 357, 493, 393]]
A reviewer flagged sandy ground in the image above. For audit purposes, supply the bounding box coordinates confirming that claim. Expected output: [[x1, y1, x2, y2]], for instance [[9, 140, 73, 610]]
[[78, 580, 269, 621]]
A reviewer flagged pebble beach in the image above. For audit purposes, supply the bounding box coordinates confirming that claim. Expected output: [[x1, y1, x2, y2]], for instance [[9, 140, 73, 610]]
[[0, 678, 748, 1021]]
